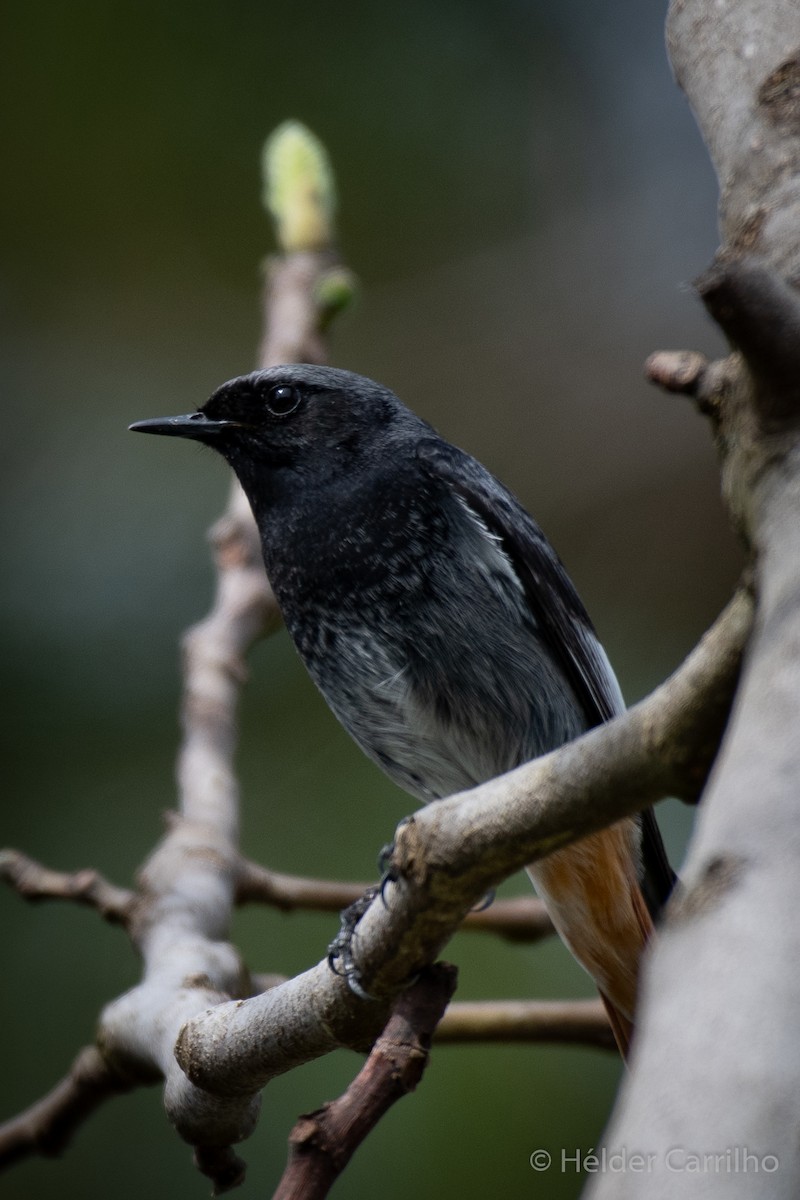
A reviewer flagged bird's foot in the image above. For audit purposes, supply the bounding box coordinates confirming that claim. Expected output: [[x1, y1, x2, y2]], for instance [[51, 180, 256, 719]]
[[377, 841, 399, 907], [327, 885, 380, 1000]]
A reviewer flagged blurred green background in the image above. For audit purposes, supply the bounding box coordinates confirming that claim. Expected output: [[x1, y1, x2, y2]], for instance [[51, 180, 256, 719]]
[[1, 1, 741, 1197]]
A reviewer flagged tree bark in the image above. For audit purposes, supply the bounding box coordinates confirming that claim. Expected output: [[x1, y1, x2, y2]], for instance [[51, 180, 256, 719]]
[[588, 4, 800, 1196]]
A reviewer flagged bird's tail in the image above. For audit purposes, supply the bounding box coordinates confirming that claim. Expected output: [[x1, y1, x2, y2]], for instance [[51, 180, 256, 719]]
[[527, 817, 656, 1059], [598, 992, 635, 1058]]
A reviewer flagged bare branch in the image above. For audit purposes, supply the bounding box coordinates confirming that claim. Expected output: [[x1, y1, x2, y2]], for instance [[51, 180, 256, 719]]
[[0, 849, 135, 924], [460, 896, 554, 942], [236, 860, 554, 942], [644, 350, 710, 398], [435, 998, 615, 1049], [588, 5, 800, 1197], [105, 130, 349, 1186], [235, 861, 371, 913], [176, 588, 751, 1098], [0, 126, 351, 1195], [0, 1047, 135, 1168], [273, 964, 457, 1200], [667, 0, 800, 283], [696, 258, 800, 425], [194, 1145, 248, 1197]]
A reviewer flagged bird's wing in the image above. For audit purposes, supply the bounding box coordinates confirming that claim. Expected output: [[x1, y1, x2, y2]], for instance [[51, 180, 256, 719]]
[[415, 436, 676, 912], [415, 436, 622, 728]]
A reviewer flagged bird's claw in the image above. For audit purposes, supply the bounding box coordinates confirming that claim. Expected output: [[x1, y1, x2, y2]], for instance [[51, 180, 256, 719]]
[[377, 841, 401, 909], [327, 837, 411, 993], [471, 888, 496, 913], [377, 840, 396, 877], [327, 886, 380, 998]]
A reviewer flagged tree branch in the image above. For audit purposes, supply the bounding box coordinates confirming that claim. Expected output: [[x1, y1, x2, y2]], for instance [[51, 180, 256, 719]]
[[460, 896, 554, 942], [235, 860, 554, 942], [0, 1047, 136, 1168], [273, 964, 457, 1200], [666, 0, 800, 284], [0, 850, 134, 924], [588, 4, 800, 1196], [0, 124, 351, 1195], [697, 258, 800, 425], [235, 860, 368, 912], [175, 587, 751, 1098], [435, 998, 614, 1049], [2, 76, 770, 1190], [104, 129, 353, 1190]]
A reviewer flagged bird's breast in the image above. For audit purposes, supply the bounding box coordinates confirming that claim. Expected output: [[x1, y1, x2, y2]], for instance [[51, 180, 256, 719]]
[[259, 486, 586, 801]]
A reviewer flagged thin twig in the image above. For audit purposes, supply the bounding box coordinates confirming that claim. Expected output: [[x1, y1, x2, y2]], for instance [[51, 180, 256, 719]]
[[235, 861, 370, 912], [0, 126, 352, 1194], [461, 896, 554, 941], [0, 850, 135, 925], [0, 1047, 135, 1168], [236, 860, 554, 942], [436, 998, 615, 1049], [645, 350, 710, 397], [273, 964, 457, 1200]]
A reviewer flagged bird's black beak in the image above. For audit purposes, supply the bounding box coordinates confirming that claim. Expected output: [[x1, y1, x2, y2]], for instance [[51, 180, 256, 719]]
[[128, 413, 240, 441]]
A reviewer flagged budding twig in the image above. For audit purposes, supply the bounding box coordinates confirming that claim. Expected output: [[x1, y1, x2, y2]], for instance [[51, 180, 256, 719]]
[[0, 122, 352, 1193]]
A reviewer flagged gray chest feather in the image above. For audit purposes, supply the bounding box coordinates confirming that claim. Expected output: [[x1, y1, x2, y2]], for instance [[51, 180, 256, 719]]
[[283, 498, 587, 802]]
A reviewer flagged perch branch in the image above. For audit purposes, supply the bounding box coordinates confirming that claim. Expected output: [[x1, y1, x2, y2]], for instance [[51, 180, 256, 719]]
[[176, 587, 751, 1098], [0, 92, 766, 1190], [234, 977, 612, 1048]]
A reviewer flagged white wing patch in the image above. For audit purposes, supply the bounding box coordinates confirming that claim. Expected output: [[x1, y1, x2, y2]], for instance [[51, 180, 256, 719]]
[[571, 630, 626, 719], [453, 494, 527, 598]]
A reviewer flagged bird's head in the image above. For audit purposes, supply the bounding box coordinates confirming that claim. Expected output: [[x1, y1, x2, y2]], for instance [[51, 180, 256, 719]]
[[130, 364, 422, 492]]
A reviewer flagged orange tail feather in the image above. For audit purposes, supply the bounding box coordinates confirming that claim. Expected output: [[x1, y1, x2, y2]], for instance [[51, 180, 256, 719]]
[[528, 819, 656, 1059]]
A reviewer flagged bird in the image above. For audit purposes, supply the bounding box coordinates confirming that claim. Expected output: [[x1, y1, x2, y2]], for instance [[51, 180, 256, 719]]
[[130, 363, 674, 1056]]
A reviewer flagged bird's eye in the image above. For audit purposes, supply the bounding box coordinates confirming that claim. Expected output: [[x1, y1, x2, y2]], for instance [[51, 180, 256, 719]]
[[266, 384, 302, 417]]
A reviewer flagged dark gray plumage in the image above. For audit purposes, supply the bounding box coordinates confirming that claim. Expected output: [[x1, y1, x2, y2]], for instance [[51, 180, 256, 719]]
[[131, 364, 674, 1052]]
